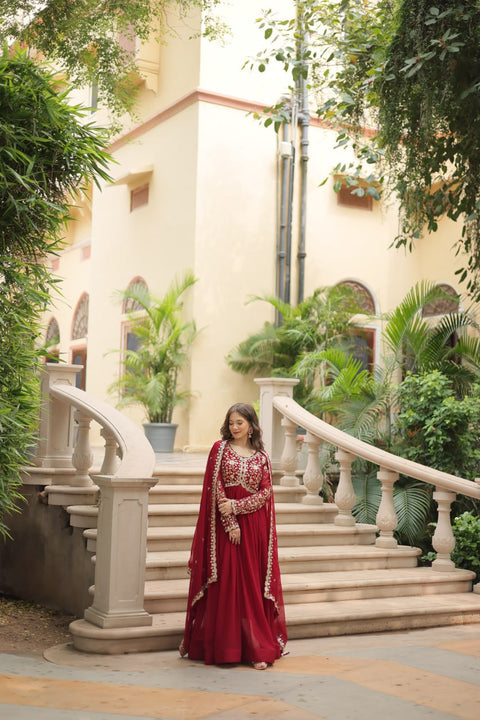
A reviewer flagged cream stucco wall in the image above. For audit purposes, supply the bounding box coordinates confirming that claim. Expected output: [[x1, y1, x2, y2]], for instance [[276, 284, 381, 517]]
[[41, 0, 476, 452], [188, 100, 280, 447]]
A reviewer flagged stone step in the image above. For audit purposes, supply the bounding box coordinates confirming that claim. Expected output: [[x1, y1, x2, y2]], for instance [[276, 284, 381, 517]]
[[142, 567, 476, 614], [140, 522, 375, 552], [145, 550, 188, 580], [278, 544, 421, 574], [145, 502, 336, 528], [148, 484, 308, 505], [70, 591, 480, 654], [87, 523, 368, 556], [68, 487, 316, 529], [285, 592, 480, 639], [151, 464, 304, 487], [153, 467, 205, 485], [67, 505, 99, 529], [143, 544, 421, 581]]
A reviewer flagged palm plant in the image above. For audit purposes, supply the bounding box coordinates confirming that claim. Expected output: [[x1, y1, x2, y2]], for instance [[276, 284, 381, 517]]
[[226, 285, 365, 406], [382, 280, 480, 394], [110, 271, 198, 423], [313, 280, 480, 444], [295, 347, 395, 445]]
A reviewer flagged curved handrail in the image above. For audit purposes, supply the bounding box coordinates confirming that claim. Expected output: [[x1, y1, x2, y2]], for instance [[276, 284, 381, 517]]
[[51, 383, 155, 478], [273, 396, 480, 499]]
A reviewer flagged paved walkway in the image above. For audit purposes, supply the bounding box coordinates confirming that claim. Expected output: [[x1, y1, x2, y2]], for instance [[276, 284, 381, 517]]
[[1, 625, 479, 719]]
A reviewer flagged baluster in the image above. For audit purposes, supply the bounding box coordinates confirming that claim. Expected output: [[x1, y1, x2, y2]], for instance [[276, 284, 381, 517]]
[[375, 468, 399, 548], [71, 411, 94, 486], [334, 449, 356, 526], [432, 489, 456, 571], [279, 417, 299, 486], [302, 433, 323, 505], [99, 428, 119, 475]]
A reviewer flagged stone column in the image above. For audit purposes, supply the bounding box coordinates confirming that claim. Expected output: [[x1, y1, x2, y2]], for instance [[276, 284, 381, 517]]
[[83, 475, 157, 629], [255, 377, 299, 471]]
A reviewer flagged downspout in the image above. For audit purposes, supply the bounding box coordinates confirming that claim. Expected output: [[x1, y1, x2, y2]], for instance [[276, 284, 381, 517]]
[[285, 128, 296, 308], [276, 105, 292, 325], [296, 16, 309, 304]]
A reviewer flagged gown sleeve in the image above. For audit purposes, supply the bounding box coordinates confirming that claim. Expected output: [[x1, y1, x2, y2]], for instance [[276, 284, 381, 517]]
[[216, 470, 240, 533], [231, 455, 272, 516]]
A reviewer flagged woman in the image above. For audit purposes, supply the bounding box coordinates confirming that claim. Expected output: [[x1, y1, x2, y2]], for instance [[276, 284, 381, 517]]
[[180, 403, 287, 669]]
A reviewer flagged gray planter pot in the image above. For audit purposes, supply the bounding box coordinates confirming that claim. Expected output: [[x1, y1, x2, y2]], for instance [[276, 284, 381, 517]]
[[143, 422, 178, 453]]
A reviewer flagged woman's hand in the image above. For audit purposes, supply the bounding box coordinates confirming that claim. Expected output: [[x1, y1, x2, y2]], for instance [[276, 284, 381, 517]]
[[218, 498, 233, 516], [228, 527, 241, 545]]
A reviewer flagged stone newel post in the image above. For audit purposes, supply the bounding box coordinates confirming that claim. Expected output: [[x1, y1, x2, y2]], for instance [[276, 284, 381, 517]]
[[33, 363, 81, 471], [83, 475, 157, 629], [255, 377, 299, 471]]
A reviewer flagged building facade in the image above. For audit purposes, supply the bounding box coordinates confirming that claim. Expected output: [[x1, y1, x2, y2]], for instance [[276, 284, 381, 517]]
[[43, 1, 472, 450]]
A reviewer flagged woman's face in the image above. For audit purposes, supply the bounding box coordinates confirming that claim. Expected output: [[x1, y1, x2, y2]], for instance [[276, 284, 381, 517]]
[[229, 411, 251, 443]]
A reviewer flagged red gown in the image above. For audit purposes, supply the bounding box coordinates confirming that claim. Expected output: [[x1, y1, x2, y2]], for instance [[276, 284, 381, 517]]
[[181, 440, 287, 665]]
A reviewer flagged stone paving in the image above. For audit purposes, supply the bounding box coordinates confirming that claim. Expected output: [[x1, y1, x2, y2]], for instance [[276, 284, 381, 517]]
[[1, 625, 479, 719]]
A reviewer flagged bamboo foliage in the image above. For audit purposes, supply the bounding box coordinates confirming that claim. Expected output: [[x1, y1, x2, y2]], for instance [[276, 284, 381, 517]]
[[0, 49, 111, 538]]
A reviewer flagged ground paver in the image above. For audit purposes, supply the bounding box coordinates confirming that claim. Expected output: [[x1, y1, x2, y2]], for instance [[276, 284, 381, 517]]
[[0, 625, 479, 719]]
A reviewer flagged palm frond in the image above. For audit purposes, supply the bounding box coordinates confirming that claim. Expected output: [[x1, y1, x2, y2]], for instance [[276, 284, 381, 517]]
[[352, 471, 382, 525], [246, 293, 300, 321], [383, 280, 447, 356], [393, 482, 432, 546], [226, 323, 281, 374], [454, 335, 480, 370]]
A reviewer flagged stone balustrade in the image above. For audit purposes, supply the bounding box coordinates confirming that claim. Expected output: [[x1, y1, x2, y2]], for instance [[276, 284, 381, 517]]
[[29, 363, 157, 645], [255, 377, 480, 574]]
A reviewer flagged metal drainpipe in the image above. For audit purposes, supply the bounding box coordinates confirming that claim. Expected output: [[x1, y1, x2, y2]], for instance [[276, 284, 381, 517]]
[[285, 134, 295, 308], [276, 117, 291, 324], [296, 37, 309, 304]]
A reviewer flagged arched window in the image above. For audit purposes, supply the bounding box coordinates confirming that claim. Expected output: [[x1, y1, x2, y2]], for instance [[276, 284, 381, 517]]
[[337, 281, 376, 315], [71, 293, 89, 390], [72, 293, 89, 340], [120, 279, 149, 373], [422, 283, 459, 317], [44, 317, 60, 362], [122, 277, 148, 314], [336, 281, 377, 373], [45, 317, 60, 347]]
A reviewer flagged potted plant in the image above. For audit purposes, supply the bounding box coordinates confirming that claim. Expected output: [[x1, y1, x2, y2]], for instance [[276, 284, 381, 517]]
[[109, 271, 198, 452]]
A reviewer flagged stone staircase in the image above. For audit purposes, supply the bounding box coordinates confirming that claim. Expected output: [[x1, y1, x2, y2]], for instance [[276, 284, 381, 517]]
[[76, 455, 480, 652]]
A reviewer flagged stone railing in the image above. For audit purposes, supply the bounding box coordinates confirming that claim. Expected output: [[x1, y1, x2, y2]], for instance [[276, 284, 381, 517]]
[[256, 378, 480, 574], [29, 363, 157, 635]]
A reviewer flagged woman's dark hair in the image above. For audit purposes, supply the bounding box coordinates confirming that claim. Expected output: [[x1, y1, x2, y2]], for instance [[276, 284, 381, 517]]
[[220, 402, 265, 452]]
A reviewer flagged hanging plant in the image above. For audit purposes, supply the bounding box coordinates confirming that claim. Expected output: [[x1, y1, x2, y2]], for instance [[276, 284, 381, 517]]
[[251, 0, 480, 298], [378, 1, 480, 297]]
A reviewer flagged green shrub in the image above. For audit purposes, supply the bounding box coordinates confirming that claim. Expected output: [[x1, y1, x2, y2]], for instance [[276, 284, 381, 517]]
[[451, 512, 480, 580], [394, 371, 480, 481]]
